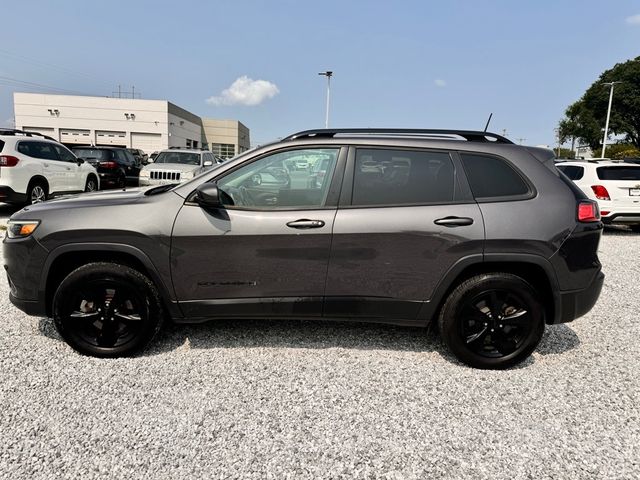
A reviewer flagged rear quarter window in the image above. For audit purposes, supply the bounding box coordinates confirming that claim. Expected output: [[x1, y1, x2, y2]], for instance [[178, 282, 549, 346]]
[[0, 140, 4, 152], [556, 165, 584, 180], [596, 166, 640, 181], [460, 153, 531, 200]]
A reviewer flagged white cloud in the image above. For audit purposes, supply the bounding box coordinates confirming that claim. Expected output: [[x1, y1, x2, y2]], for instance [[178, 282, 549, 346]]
[[625, 14, 640, 25], [434, 79, 447, 88], [206, 76, 279, 106]]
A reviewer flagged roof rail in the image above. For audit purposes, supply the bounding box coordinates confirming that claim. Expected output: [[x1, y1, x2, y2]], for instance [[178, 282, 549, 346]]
[[283, 128, 514, 144], [0, 128, 57, 142]]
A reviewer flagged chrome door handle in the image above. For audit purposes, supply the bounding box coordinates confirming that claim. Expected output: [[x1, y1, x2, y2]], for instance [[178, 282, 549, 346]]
[[434, 216, 474, 227], [286, 219, 325, 229], [43, 163, 49, 168]]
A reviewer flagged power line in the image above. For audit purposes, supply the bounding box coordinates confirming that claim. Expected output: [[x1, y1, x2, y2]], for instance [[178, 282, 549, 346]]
[[0, 75, 98, 96], [0, 48, 114, 88]]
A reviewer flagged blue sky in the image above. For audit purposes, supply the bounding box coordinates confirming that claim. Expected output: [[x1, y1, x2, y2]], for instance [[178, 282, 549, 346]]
[[1, 0, 639, 146]]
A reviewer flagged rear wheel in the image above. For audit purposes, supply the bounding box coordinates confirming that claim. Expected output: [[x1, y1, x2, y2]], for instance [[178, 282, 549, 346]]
[[53, 263, 164, 357], [26, 180, 48, 205], [438, 273, 545, 369], [117, 174, 126, 189]]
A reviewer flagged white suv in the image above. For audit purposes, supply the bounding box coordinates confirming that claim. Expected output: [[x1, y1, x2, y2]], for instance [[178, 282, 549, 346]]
[[557, 160, 640, 231], [0, 129, 99, 205], [139, 149, 220, 186]]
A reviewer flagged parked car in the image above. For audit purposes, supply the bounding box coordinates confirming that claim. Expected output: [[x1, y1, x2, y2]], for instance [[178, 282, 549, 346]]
[[138, 149, 218, 186], [127, 148, 149, 165], [4, 128, 604, 369], [557, 160, 640, 232], [73, 146, 140, 188], [0, 128, 99, 205]]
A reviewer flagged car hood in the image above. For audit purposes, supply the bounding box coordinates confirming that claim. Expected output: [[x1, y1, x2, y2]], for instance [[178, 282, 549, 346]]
[[144, 163, 200, 173], [12, 188, 157, 218]]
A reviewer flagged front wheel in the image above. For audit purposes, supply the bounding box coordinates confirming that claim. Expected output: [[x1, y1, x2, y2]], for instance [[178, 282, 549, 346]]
[[438, 273, 545, 369], [85, 175, 98, 192], [53, 263, 164, 357]]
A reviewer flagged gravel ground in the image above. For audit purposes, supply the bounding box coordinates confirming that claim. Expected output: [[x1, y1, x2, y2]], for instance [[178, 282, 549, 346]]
[[0, 203, 638, 479]]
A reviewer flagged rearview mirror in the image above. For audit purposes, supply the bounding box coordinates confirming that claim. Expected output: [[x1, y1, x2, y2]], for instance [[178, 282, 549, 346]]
[[195, 183, 222, 208]]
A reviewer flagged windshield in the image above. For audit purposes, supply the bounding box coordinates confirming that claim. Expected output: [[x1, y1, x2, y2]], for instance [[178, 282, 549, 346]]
[[154, 151, 201, 166], [73, 149, 111, 160]]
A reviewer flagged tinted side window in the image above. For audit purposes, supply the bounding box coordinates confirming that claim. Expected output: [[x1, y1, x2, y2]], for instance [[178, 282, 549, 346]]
[[556, 165, 584, 180], [352, 149, 455, 206], [54, 145, 77, 162], [17, 141, 59, 160], [460, 153, 530, 199]]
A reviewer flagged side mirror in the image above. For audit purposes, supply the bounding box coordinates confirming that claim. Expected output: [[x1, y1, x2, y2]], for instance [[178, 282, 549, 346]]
[[76, 158, 84, 166], [203, 160, 213, 167], [147, 158, 154, 163], [195, 183, 222, 208]]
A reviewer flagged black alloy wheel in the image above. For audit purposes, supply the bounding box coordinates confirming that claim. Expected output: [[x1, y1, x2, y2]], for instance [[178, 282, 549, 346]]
[[53, 263, 164, 357], [439, 273, 545, 369]]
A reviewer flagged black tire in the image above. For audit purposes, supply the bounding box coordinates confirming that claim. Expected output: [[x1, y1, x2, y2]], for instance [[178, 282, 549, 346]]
[[438, 273, 545, 369], [117, 174, 126, 189], [85, 175, 98, 192], [53, 263, 164, 357], [26, 180, 48, 205], [629, 225, 640, 233]]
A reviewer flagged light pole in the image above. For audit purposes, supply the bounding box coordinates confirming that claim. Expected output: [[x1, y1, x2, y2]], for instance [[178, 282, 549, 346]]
[[601, 81, 622, 158], [318, 71, 333, 128]]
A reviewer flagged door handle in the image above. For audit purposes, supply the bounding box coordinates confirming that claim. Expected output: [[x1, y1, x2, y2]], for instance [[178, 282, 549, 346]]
[[434, 216, 474, 227], [286, 219, 325, 229], [43, 163, 49, 168], [66, 167, 71, 170]]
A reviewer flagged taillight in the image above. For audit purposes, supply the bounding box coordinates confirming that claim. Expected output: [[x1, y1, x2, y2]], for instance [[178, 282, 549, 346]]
[[0, 155, 20, 167], [99, 161, 118, 169], [601, 210, 610, 216], [591, 185, 610, 200], [578, 201, 600, 222]]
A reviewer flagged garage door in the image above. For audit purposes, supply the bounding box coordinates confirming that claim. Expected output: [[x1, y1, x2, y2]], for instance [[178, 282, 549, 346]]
[[60, 129, 91, 144], [22, 126, 55, 139], [96, 130, 126, 146], [131, 132, 162, 154]]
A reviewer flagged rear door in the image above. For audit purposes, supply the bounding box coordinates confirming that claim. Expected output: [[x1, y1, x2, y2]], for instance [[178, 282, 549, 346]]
[[324, 147, 484, 321], [171, 146, 346, 318]]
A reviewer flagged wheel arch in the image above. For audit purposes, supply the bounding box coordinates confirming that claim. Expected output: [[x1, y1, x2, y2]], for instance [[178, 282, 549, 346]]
[[27, 175, 50, 192], [419, 254, 561, 327], [41, 244, 179, 319]]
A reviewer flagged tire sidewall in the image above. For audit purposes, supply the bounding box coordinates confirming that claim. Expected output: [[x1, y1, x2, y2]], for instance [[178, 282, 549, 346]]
[[440, 274, 545, 369], [26, 181, 48, 205]]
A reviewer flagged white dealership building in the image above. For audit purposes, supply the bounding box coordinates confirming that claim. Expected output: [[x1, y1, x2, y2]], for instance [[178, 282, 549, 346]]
[[12, 92, 250, 158]]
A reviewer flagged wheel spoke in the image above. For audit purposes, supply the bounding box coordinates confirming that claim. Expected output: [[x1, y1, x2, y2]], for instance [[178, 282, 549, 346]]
[[69, 311, 101, 322], [493, 330, 518, 355], [466, 326, 489, 345], [488, 291, 504, 320], [96, 322, 119, 347], [114, 312, 141, 322], [502, 309, 529, 325]]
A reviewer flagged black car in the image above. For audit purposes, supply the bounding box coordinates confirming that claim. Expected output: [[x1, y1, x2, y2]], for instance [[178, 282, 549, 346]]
[[127, 148, 149, 166], [73, 147, 140, 188], [5, 128, 604, 369]]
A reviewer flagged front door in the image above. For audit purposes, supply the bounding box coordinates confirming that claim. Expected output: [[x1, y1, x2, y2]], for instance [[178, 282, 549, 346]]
[[324, 147, 485, 321], [171, 146, 346, 319]]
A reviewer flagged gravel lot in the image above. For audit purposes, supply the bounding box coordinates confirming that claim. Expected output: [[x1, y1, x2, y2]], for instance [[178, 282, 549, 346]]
[[0, 203, 638, 479]]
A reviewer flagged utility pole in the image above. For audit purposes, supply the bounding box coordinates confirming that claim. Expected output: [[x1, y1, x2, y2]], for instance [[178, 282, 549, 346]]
[[501, 129, 508, 138], [318, 71, 333, 128], [601, 81, 622, 158], [516, 138, 526, 145], [554, 127, 561, 157], [132, 85, 135, 99]]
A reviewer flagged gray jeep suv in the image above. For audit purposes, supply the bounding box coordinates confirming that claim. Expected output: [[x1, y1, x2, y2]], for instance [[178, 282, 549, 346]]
[[3, 129, 604, 369]]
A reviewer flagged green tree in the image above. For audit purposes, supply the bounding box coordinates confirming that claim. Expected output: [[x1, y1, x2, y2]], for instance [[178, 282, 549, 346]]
[[559, 56, 640, 150], [591, 143, 640, 159]]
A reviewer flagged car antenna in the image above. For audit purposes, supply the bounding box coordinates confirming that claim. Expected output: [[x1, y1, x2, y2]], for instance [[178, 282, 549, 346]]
[[483, 113, 493, 132]]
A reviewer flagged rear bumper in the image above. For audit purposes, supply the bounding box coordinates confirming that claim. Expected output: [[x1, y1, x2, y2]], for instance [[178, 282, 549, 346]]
[[0, 186, 27, 204], [602, 213, 640, 225], [556, 271, 604, 324]]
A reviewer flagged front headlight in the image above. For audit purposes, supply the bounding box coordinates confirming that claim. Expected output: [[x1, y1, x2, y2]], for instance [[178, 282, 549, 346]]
[[139, 169, 150, 177], [7, 220, 40, 239]]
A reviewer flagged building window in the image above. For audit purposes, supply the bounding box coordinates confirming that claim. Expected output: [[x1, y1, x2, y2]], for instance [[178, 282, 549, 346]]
[[186, 139, 192, 148], [212, 143, 235, 158]]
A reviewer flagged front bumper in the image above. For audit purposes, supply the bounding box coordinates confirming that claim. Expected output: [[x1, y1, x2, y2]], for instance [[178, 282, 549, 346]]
[[556, 271, 605, 324], [4, 236, 49, 317]]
